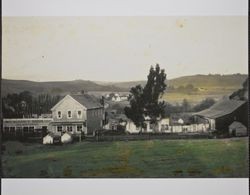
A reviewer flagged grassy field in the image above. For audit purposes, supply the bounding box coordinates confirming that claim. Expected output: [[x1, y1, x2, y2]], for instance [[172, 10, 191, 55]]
[[2, 138, 248, 178], [162, 87, 237, 105]]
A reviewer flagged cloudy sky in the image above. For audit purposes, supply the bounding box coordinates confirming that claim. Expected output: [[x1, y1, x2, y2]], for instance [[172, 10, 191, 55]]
[[2, 16, 248, 82]]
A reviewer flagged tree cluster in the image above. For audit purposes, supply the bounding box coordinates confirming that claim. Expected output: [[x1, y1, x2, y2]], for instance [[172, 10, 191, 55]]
[[229, 78, 248, 100], [164, 97, 216, 117], [2, 91, 61, 118]]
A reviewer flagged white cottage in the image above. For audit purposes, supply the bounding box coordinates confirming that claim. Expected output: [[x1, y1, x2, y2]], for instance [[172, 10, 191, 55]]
[[43, 133, 60, 145], [126, 120, 141, 134], [125, 117, 170, 134], [43, 134, 54, 144]]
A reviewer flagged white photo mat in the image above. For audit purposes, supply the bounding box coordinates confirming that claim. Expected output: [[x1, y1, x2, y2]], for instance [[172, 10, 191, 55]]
[[1, 0, 248, 194]]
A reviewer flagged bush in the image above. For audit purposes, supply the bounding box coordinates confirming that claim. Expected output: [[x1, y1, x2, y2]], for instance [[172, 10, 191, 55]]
[[15, 150, 23, 155]]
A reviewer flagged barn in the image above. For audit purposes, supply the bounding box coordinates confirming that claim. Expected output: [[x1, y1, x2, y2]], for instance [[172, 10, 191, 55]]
[[194, 99, 248, 134]]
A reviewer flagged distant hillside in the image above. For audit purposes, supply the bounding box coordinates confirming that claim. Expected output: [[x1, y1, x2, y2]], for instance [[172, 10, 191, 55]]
[[168, 74, 248, 89], [2, 74, 247, 97], [100, 74, 248, 90], [95, 80, 146, 89], [1, 79, 127, 96]]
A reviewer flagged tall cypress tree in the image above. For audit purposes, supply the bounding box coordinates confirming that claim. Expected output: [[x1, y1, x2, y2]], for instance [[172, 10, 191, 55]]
[[125, 64, 167, 130]]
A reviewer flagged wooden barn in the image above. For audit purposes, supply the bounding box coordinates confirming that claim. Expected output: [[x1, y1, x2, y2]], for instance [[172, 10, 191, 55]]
[[194, 99, 248, 134]]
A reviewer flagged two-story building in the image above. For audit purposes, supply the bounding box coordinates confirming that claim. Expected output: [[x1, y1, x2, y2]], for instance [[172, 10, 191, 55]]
[[49, 94, 104, 136]]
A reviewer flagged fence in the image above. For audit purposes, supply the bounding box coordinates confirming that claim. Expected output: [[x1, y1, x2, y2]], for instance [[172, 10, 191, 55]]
[[94, 132, 212, 142]]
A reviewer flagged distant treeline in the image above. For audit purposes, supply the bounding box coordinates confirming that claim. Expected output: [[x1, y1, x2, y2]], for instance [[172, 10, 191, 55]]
[[2, 91, 61, 118], [164, 98, 215, 116], [107, 97, 216, 117]]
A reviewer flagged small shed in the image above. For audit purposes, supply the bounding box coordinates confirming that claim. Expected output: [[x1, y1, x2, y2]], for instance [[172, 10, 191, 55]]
[[229, 121, 247, 137], [178, 118, 184, 125], [43, 134, 55, 145], [61, 132, 73, 143]]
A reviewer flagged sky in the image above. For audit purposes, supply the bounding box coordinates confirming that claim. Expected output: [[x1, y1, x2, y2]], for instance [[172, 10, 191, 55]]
[[2, 16, 248, 82]]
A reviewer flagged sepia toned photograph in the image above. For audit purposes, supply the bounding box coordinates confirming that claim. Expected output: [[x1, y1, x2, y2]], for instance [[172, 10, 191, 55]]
[[1, 16, 248, 178]]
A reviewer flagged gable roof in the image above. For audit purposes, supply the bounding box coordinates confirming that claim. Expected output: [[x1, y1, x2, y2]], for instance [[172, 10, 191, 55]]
[[71, 94, 103, 109], [194, 99, 246, 119], [46, 133, 60, 138], [51, 94, 103, 111], [170, 113, 194, 124], [229, 121, 246, 129]]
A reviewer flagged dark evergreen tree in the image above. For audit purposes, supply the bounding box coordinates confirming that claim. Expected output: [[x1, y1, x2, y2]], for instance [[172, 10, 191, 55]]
[[124, 85, 145, 128], [181, 99, 191, 112], [125, 64, 167, 130]]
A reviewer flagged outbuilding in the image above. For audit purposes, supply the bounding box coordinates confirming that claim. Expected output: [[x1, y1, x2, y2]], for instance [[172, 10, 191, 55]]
[[194, 99, 248, 133], [43, 133, 59, 145], [229, 121, 247, 137], [61, 132, 73, 144]]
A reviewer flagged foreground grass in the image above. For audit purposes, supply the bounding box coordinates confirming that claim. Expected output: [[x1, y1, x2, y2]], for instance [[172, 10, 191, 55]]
[[2, 138, 248, 178]]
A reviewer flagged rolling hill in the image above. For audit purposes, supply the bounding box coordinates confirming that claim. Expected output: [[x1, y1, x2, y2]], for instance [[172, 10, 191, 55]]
[[168, 74, 248, 89], [1, 74, 247, 97], [1, 79, 127, 96], [95, 74, 248, 90]]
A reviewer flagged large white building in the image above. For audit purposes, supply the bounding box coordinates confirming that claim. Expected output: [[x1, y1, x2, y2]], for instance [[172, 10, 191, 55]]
[[50, 94, 104, 136]]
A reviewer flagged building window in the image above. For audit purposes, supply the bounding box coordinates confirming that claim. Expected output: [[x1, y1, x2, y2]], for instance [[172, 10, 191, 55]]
[[23, 127, 29, 133], [10, 127, 15, 133], [57, 111, 62, 119], [29, 126, 34, 132], [161, 124, 169, 130], [68, 111, 72, 118], [83, 121, 86, 127], [4, 127, 9, 132], [57, 126, 62, 132], [77, 125, 82, 132], [77, 110, 82, 118], [16, 127, 22, 132], [67, 126, 73, 132]]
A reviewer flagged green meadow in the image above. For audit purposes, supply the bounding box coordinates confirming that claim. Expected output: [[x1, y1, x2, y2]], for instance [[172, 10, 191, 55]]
[[2, 138, 248, 178], [162, 87, 237, 105]]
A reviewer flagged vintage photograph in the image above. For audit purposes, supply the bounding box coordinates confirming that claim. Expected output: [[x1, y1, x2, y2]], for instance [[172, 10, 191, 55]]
[[1, 16, 248, 178]]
